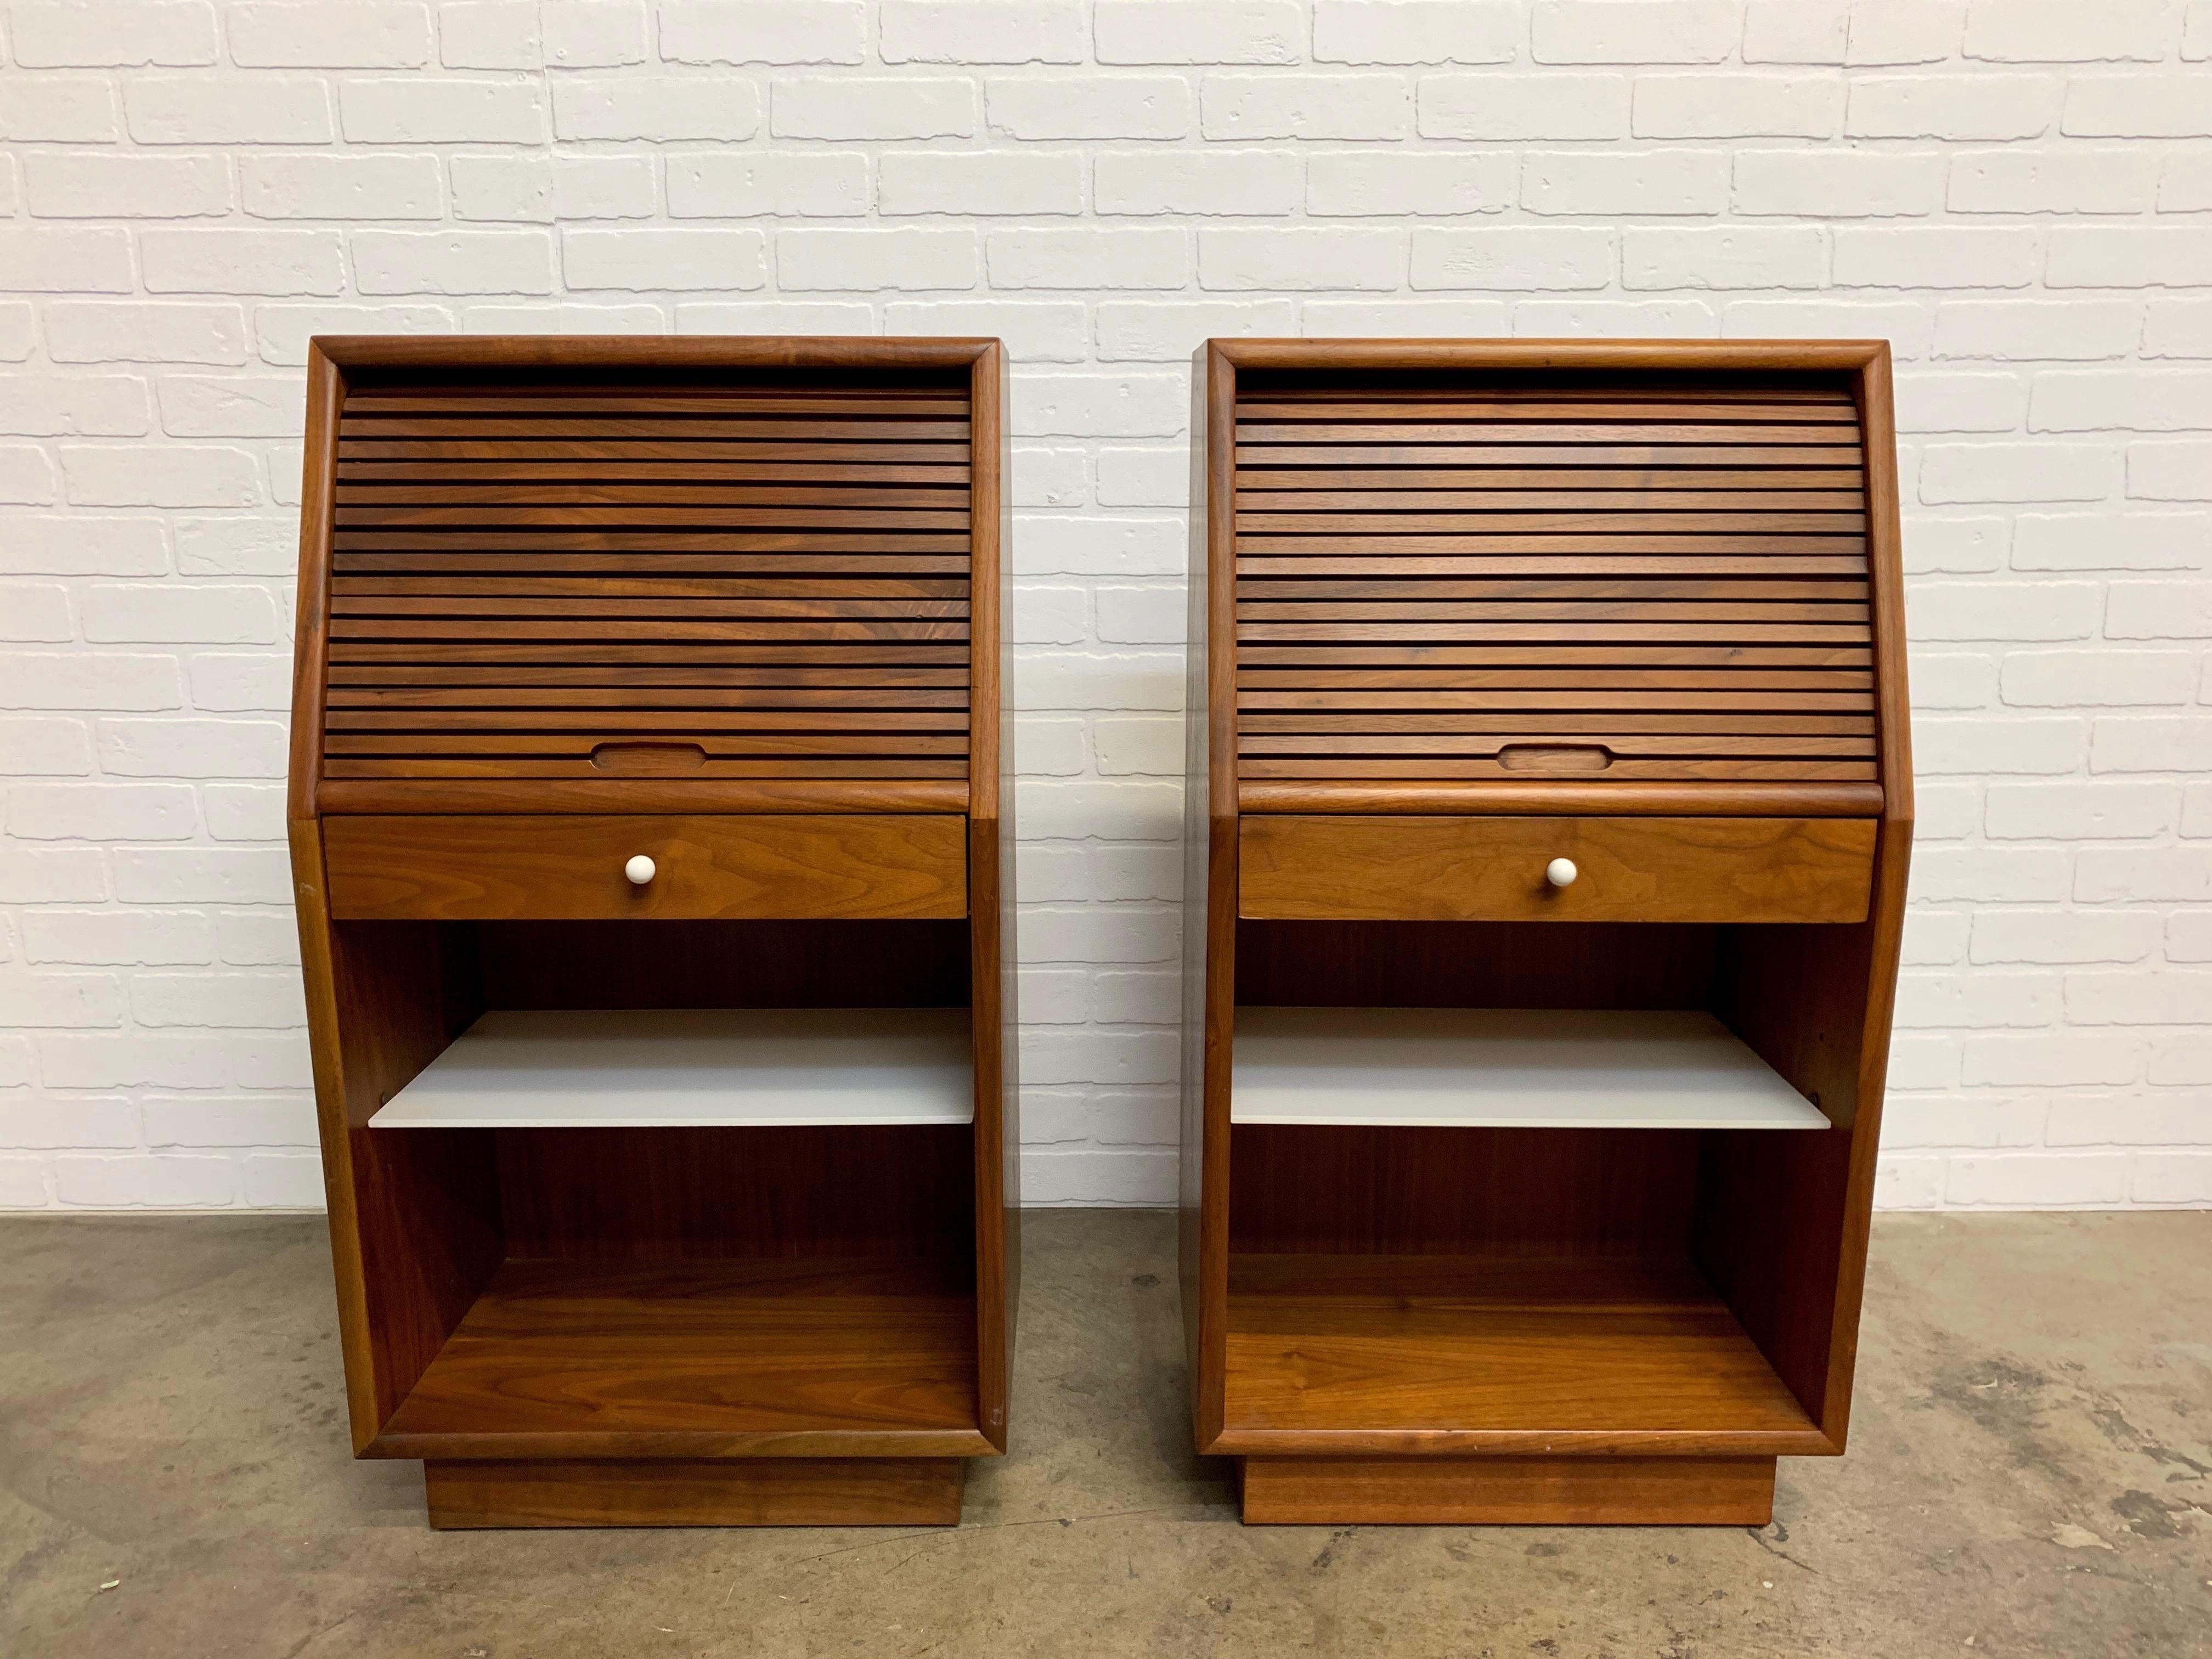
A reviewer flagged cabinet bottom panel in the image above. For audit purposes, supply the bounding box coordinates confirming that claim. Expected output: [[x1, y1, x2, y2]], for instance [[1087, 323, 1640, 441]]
[[424, 1457, 966, 1528], [1239, 1454, 1776, 1526]]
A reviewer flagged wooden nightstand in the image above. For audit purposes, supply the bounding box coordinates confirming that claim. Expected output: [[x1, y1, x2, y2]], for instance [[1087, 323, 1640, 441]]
[[1178, 338, 1912, 1526], [286, 336, 1017, 1528]]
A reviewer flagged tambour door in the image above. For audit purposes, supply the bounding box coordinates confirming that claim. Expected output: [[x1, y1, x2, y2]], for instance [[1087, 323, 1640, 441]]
[[1229, 365, 1882, 792], [313, 363, 976, 792]]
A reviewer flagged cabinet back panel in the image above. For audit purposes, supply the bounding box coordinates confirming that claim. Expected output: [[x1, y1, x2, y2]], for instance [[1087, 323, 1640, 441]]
[[1232, 368, 1876, 786], [324, 370, 973, 785], [1235, 919, 1717, 1009]]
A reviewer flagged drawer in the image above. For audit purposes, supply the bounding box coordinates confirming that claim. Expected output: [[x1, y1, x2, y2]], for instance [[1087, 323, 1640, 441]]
[[1239, 816, 1875, 926], [323, 815, 966, 922]]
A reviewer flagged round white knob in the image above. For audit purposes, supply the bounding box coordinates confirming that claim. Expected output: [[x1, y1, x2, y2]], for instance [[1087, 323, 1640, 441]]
[[1545, 857, 1578, 889], [624, 854, 657, 886]]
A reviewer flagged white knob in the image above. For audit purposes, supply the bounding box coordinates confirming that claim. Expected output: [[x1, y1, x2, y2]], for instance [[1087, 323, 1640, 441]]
[[1545, 857, 1578, 889], [624, 854, 657, 886]]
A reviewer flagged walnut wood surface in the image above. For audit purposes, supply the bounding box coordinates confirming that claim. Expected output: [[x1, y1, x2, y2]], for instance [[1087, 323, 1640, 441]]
[[425, 1457, 964, 1528], [379, 1257, 986, 1458], [1229, 363, 1878, 788], [1239, 1454, 1776, 1526], [321, 812, 966, 921], [1221, 1255, 1818, 1450], [1239, 814, 1875, 924]]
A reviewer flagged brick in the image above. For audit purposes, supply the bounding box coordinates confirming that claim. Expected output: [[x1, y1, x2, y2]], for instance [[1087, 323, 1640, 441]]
[[2091, 716, 2212, 774], [1948, 150, 2157, 216], [1742, 0, 1845, 62], [0, 228, 133, 294], [1314, 0, 1518, 63], [1009, 444, 1088, 505], [1419, 73, 1628, 140], [175, 518, 297, 574], [24, 153, 230, 219], [1522, 151, 1729, 216], [2168, 911, 2212, 962], [1201, 75, 1412, 140], [1205, 228, 1404, 292], [2076, 847, 2212, 902], [0, 453, 57, 507], [337, 77, 545, 143], [1012, 584, 1088, 645], [883, 299, 1089, 362], [882, 1, 1084, 63], [2160, 154, 2212, 213], [0, 652, 181, 710], [2066, 969, 2212, 1027], [351, 230, 556, 295], [1096, 151, 1301, 217], [2105, 581, 2212, 639], [667, 153, 867, 218], [80, 583, 278, 644], [12, 1, 218, 64], [127, 76, 332, 142], [1906, 580, 2099, 642], [985, 77, 1190, 140], [2047, 228, 2212, 289], [0, 306, 32, 361], [437, 1, 541, 66], [1834, 227, 2040, 290], [215, 910, 300, 966], [0, 1098, 139, 1151], [2002, 651, 2194, 707], [1909, 648, 1999, 704], [1846, 74, 2058, 140], [139, 228, 344, 296], [1623, 226, 1823, 290], [2030, 370, 2212, 433], [2131, 1154, 2212, 1205], [0, 79, 121, 143], [1934, 300, 2141, 362], [2149, 1035, 2212, 1085], [1912, 845, 2072, 902], [2128, 441, 2212, 501], [1093, 0, 1302, 64], [1734, 150, 1943, 216], [0, 717, 91, 775], [96, 716, 285, 778], [1972, 910, 2162, 967], [674, 299, 868, 332], [879, 152, 1085, 216], [131, 970, 302, 1028], [1847, 0, 1967, 63], [1009, 514, 1182, 572], [1883, 1097, 2043, 1150], [241, 153, 441, 220], [1965, 1, 2175, 63], [779, 228, 977, 290], [2012, 512, 2205, 572], [1895, 371, 2024, 432], [1093, 444, 1184, 503], [772, 77, 975, 139], [1632, 74, 1842, 137], [553, 76, 759, 140], [659, 1, 866, 63], [1873, 1155, 1944, 1209], [252, 303, 455, 364], [1408, 226, 1609, 291], [988, 228, 1189, 289], [0, 584, 73, 642], [53, 1153, 242, 1207], [1961, 1031, 2140, 1087], [1013, 375, 1184, 438], [1947, 1152, 2130, 1207], [1306, 298, 1515, 336], [142, 1094, 315, 1146], [1915, 715, 2086, 774], [229, 2, 433, 65], [1905, 521, 2011, 583], [7, 783, 198, 841], [110, 847, 291, 905], [1094, 299, 1297, 362], [187, 653, 290, 710], [1918, 443, 2117, 505], [1307, 151, 1513, 217], [1893, 969, 2056, 1029], [1531, 0, 1739, 63], [541, 0, 647, 64], [46, 302, 248, 364], [1900, 909, 1971, 966], [1022, 1149, 1175, 1204], [63, 445, 259, 507], [564, 228, 766, 291]]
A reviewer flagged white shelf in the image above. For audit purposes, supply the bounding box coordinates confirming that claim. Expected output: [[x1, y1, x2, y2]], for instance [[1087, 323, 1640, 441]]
[[1231, 1007, 1827, 1131], [368, 1007, 973, 1130]]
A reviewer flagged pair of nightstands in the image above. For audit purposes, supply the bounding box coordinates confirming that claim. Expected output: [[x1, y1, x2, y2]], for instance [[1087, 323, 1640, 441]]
[[289, 336, 1909, 1530]]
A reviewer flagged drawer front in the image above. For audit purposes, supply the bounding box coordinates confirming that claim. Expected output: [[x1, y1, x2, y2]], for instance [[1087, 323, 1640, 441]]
[[324, 815, 966, 921], [1239, 816, 1875, 925]]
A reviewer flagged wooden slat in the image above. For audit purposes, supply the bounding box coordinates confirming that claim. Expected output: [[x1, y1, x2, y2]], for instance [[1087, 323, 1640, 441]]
[[320, 377, 978, 780], [1234, 468, 1863, 491], [1243, 444, 1864, 467]]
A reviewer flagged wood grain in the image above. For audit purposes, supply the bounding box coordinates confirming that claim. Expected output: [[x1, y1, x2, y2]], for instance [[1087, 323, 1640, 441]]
[[425, 1457, 964, 1528], [1239, 1454, 1776, 1526], [1239, 814, 1876, 924], [321, 813, 967, 921]]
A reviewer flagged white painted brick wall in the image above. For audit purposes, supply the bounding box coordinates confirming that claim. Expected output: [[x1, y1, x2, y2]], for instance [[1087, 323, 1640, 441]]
[[0, 0, 2205, 1214]]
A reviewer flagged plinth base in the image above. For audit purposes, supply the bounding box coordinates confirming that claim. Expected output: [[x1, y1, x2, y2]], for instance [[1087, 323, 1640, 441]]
[[424, 1457, 967, 1528], [1239, 1454, 1776, 1526]]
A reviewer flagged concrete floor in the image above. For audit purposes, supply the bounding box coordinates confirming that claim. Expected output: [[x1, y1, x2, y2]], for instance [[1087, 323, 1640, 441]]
[[1, 1211, 2207, 1658]]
